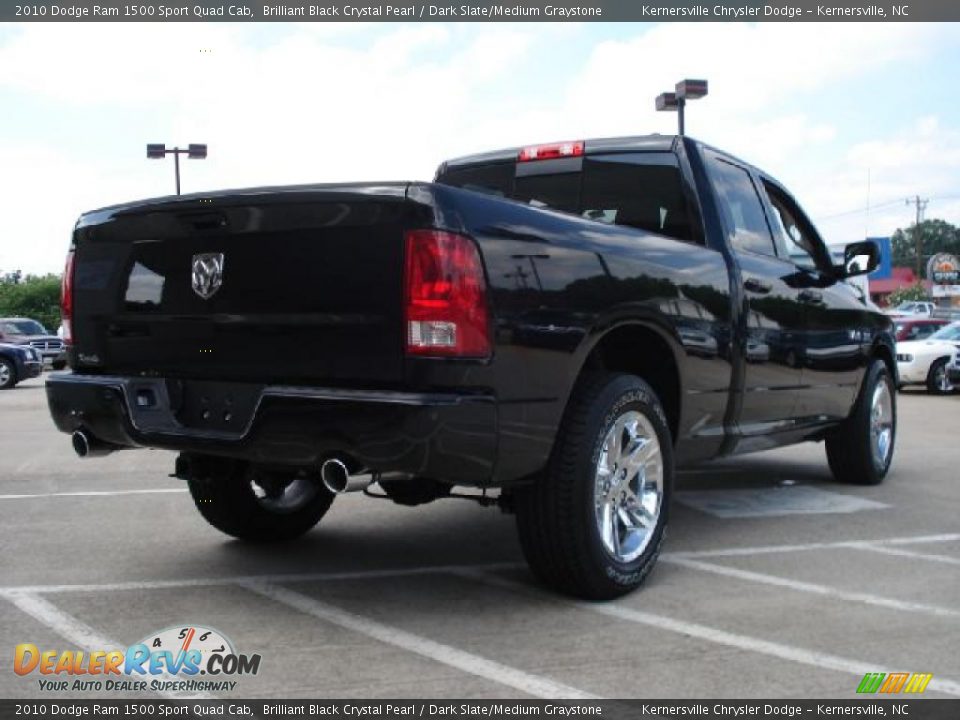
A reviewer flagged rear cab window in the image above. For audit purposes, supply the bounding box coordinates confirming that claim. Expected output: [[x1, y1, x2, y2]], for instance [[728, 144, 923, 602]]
[[437, 150, 699, 244]]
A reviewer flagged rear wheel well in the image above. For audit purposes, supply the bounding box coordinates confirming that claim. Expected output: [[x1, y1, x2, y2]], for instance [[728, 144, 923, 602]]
[[580, 324, 680, 443]]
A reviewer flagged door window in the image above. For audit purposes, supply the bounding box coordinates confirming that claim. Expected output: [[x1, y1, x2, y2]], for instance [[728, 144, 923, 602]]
[[761, 180, 830, 272], [706, 156, 775, 257]]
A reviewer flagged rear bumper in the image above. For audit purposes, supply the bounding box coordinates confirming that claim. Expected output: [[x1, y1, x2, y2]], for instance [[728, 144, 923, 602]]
[[45, 373, 498, 486]]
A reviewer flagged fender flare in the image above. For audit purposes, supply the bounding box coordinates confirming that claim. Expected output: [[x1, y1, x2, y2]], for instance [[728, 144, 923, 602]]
[[870, 336, 898, 385], [558, 313, 687, 429]]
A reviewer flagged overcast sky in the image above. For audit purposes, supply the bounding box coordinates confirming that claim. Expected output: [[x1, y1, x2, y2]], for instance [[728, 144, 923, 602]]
[[2, 21, 959, 275]]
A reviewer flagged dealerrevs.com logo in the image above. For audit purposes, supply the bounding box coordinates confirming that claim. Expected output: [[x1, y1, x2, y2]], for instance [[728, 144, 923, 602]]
[[15, 625, 261, 693]]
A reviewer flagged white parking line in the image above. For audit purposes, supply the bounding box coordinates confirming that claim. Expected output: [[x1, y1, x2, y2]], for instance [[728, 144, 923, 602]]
[[663, 557, 960, 619], [239, 580, 598, 700], [0, 591, 210, 700], [455, 569, 960, 698], [0, 489, 187, 501], [664, 533, 960, 559], [2, 591, 120, 651], [855, 543, 960, 567], [3, 532, 956, 596], [0, 563, 525, 595]]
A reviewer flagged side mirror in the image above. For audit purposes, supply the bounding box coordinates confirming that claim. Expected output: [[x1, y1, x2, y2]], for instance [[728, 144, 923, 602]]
[[838, 240, 880, 278]]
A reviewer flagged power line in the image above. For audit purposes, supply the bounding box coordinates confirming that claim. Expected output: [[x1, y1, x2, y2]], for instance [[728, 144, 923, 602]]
[[816, 198, 904, 222], [815, 193, 960, 224]]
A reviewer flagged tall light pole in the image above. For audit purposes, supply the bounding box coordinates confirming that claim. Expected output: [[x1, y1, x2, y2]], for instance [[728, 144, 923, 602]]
[[656, 79, 708, 135], [146, 143, 208, 195]]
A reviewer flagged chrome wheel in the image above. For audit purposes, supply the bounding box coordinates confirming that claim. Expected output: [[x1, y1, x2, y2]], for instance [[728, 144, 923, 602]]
[[0, 361, 12, 388], [870, 381, 894, 468], [251, 471, 321, 514], [933, 362, 953, 394], [594, 410, 663, 563]]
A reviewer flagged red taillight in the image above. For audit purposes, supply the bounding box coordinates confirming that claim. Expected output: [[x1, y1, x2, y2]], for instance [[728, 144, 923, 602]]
[[61, 249, 75, 345], [404, 230, 490, 358], [518, 140, 584, 162]]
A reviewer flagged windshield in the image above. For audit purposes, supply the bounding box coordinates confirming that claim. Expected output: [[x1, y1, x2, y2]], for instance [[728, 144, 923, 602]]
[[0, 319, 48, 335], [896, 302, 923, 312], [929, 323, 960, 341]]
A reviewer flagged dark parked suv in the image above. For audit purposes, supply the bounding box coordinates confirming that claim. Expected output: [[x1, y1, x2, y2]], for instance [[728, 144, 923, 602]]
[[0, 342, 42, 389], [0, 318, 67, 369]]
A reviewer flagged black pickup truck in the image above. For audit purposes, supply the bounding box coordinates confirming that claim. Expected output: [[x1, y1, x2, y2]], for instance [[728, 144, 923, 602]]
[[47, 135, 896, 599]]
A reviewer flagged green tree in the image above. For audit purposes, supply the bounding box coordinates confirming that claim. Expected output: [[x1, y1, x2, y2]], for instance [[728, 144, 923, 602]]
[[0, 274, 62, 333], [890, 219, 960, 277], [886, 282, 928, 308]]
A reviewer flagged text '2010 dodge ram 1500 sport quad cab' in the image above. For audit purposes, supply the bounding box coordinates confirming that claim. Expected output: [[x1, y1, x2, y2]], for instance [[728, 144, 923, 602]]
[[47, 135, 896, 599]]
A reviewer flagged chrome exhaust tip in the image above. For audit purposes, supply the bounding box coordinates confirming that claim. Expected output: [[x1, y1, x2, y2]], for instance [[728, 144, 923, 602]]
[[71, 429, 118, 459], [320, 458, 372, 494], [71, 430, 91, 458]]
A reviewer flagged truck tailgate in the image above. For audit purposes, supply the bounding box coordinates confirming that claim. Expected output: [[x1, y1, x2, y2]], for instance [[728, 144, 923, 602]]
[[71, 184, 418, 384]]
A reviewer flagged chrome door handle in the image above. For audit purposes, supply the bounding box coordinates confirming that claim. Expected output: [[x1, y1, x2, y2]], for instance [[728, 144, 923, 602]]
[[799, 289, 823, 303]]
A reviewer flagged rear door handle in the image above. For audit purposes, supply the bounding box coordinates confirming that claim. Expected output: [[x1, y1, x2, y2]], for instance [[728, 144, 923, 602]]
[[744, 277, 772, 295], [799, 289, 823, 303]]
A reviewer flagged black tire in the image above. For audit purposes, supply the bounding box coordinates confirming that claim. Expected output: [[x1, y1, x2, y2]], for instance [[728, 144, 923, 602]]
[[51, 361, 67, 371], [514, 372, 674, 600], [925, 357, 954, 395], [826, 359, 896, 486], [186, 457, 334, 542], [0, 358, 17, 390]]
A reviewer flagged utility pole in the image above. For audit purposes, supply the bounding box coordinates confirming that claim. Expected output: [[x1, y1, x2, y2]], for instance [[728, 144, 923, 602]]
[[906, 195, 929, 279]]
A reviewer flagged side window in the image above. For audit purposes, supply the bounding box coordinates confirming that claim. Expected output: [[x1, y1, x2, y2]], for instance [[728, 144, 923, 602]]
[[761, 180, 829, 272], [707, 155, 775, 256]]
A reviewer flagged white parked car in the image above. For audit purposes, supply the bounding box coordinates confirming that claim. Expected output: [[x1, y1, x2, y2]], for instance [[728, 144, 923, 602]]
[[886, 300, 936, 317], [896, 321, 960, 394]]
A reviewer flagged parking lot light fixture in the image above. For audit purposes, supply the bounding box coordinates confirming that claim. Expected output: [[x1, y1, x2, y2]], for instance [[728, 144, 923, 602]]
[[146, 143, 208, 195], [656, 92, 679, 112], [656, 79, 708, 135]]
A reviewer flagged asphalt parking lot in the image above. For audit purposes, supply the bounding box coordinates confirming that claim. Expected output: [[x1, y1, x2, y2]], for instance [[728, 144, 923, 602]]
[[1, 376, 958, 700]]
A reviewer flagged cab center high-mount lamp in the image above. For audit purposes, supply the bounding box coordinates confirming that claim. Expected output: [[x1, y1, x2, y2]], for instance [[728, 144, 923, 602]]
[[146, 143, 208, 195], [656, 79, 708, 135]]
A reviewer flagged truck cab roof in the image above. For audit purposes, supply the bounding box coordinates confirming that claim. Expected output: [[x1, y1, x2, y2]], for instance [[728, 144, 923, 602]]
[[439, 134, 682, 171], [438, 134, 767, 185]]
